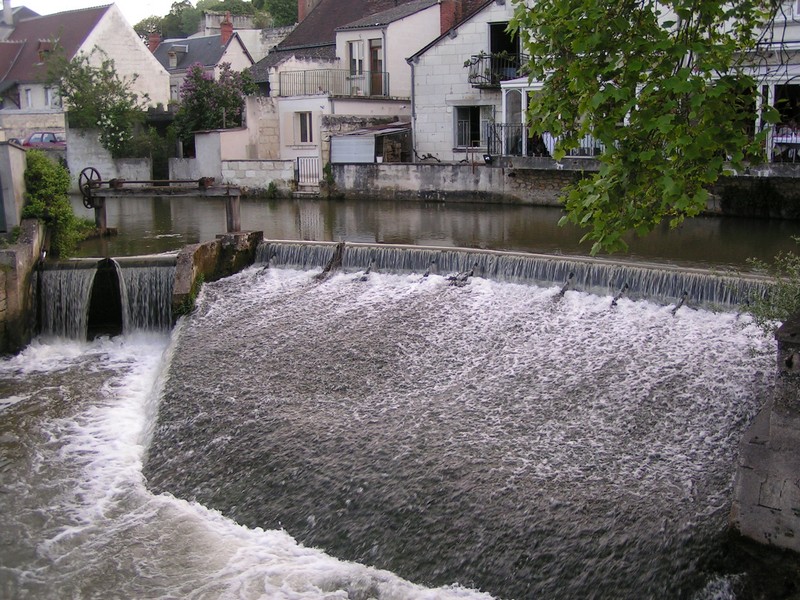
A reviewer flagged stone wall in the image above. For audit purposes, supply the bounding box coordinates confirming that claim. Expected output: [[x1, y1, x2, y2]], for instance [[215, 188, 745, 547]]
[[221, 159, 295, 194], [731, 315, 800, 553], [246, 96, 280, 159], [0, 219, 44, 355], [335, 162, 586, 204], [172, 231, 263, 314]]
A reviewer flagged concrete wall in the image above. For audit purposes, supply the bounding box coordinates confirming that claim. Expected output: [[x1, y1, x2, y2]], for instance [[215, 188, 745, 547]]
[[731, 314, 800, 553], [0, 219, 44, 354], [0, 142, 28, 232], [65, 129, 151, 191], [335, 162, 585, 204]]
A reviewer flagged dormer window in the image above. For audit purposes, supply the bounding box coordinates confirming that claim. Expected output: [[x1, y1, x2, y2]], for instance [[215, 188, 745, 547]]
[[37, 40, 53, 63]]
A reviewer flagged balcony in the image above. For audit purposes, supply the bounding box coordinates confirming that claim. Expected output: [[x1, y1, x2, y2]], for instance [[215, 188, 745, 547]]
[[465, 52, 529, 89], [279, 69, 390, 98], [486, 123, 604, 158]]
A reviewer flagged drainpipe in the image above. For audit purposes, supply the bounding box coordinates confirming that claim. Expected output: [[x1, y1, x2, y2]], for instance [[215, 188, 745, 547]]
[[407, 56, 417, 161]]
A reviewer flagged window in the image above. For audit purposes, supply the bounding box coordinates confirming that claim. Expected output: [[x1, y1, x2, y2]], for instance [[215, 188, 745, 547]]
[[348, 41, 364, 75], [24, 88, 32, 108], [297, 111, 313, 143], [44, 87, 53, 107], [455, 105, 494, 148]]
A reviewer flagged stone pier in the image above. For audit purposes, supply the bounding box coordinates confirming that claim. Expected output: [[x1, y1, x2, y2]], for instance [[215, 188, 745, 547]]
[[731, 314, 800, 552]]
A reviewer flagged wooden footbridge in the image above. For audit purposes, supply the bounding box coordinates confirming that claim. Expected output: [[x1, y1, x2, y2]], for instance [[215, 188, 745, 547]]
[[78, 167, 243, 234]]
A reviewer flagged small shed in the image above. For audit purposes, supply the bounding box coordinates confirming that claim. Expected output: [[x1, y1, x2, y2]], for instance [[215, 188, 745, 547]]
[[330, 123, 411, 164]]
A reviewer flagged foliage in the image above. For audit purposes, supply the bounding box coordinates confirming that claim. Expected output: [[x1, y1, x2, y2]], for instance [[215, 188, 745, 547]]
[[256, 0, 297, 26], [511, 0, 780, 254], [174, 62, 256, 141], [746, 241, 800, 338], [22, 151, 92, 258], [134, 15, 164, 37], [136, 0, 294, 36], [47, 47, 148, 158], [160, 0, 202, 38]]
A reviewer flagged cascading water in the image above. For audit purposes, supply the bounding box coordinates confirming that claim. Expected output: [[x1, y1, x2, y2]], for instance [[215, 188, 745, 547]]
[[4, 245, 796, 599], [256, 241, 768, 309], [37, 260, 97, 339], [37, 257, 176, 339]]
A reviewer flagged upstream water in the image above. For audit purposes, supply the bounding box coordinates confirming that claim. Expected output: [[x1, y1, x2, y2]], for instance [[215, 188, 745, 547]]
[[0, 256, 782, 598]]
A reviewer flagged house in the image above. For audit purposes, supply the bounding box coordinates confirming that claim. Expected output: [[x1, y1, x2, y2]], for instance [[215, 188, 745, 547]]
[[0, 2, 169, 121], [247, 0, 484, 187], [407, 0, 526, 163], [196, 10, 294, 63], [150, 14, 255, 102]]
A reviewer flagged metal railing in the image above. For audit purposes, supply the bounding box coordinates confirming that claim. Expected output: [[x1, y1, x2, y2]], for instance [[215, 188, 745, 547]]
[[296, 156, 320, 186], [279, 69, 390, 97], [487, 123, 605, 158], [466, 53, 529, 88]]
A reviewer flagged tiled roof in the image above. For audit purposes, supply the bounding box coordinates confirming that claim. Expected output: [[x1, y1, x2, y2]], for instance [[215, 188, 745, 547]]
[[251, 0, 432, 82], [338, 0, 439, 30], [0, 5, 111, 84], [153, 33, 252, 72]]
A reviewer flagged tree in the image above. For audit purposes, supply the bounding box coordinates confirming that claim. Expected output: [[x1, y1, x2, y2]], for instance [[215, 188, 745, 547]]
[[46, 47, 149, 157], [161, 0, 201, 38], [174, 62, 257, 143], [134, 15, 164, 38], [260, 0, 297, 26], [511, 0, 779, 254]]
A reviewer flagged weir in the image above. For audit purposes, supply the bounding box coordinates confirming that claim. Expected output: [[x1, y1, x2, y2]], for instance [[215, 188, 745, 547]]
[[256, 240, 769, 309], [38, 255, 176, 339]]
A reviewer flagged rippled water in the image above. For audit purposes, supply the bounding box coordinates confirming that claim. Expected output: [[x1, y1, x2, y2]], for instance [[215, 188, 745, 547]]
[[136, 266, 775, 599]]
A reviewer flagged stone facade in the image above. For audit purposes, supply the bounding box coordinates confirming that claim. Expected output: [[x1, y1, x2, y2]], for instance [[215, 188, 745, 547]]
[[335, 162, 586, 204], [410, 0, 514, 162], [0, 110, 65, 142], [221, 159, 295, 193]]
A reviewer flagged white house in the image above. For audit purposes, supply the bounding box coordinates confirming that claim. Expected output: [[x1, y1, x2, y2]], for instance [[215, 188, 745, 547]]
[[407, 0, 523, 162]]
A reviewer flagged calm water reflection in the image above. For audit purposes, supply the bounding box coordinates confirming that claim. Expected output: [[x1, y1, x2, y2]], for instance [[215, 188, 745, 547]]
[[71, 195, 800, 270]]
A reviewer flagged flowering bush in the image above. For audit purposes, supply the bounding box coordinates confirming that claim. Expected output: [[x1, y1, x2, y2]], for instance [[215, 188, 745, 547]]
[[174, 62, 256, 143], [48, 48, 147, 157]]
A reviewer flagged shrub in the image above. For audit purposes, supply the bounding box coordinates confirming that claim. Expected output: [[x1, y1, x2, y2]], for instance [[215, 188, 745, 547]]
[[22, 151, 92, 257], [746, 240, 800, 338]]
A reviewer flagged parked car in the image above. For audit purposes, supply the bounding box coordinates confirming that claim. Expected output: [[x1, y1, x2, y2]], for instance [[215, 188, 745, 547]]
[[22, 131, 66, 149]]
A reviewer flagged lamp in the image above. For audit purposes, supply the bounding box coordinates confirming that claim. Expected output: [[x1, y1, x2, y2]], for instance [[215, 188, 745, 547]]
[[483, 154, 492, 165]]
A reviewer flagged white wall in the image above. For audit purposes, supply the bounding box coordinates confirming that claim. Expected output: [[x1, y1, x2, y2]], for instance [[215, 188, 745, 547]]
[[277, 95, 328, 162], [214, 37, 255, 78], [412, 1, 515, 161], [334, 5, 439, 99], [80, 4, 170, 107], [65, 128, 151, 191]]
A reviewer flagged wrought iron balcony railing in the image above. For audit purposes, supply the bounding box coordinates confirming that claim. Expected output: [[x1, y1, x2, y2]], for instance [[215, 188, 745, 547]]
[[486, 123, 604, 158], [279, 69, 390, 98], [465, 52, 529, 88]]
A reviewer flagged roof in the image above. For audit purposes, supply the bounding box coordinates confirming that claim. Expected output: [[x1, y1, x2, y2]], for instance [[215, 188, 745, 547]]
[[153, 32, 253, 72], [337, 0, 439, 31], [407, 0, 494, 62], [0, 5, 111, 85], [251, 0, 426, 81]]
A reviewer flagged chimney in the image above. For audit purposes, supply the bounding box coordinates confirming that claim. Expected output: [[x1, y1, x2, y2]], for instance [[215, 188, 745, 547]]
[[298, 0, 323, 23], [148, 32, 161, 53], [440, 0, 464, 36], [220, 11, 233, 45], [3, 0, 12, 26]]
